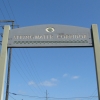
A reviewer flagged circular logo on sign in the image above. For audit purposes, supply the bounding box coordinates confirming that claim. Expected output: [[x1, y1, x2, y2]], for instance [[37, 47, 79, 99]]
[[46, 27, 55, 32]]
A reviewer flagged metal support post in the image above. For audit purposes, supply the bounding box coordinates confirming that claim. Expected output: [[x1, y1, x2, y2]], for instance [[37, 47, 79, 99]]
[[0, 26, 10, 100], [5, 21, 14, 100], [92, 24, 100, 100], [0, 20, 18, 100]]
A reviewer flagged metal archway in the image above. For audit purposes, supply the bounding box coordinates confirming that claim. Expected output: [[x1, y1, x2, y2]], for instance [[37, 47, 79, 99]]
[[0, 24, 100, 100]]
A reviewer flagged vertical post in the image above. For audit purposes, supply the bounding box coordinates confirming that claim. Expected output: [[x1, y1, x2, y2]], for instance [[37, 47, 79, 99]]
[[91, 24, 100, 100], [5, 21, 14, 100], [46, 90, 48, 100], [5, 49, 12, 100], [0, 26, 10, 100]]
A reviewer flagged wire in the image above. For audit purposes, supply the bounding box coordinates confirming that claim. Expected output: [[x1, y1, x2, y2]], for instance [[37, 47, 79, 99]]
[[89, 88, 98, 100], [0, 8, 9, 26], [7, 0, 18, 25], [2, 0, 11, 20], [24, 48, 47, 91], [12, 50, 34, 81], [17, 49, 37, 80], [11, 54, 37, 95], [0, 8, 6, 20], [22, 48, 46, 93], [9, 94, 16, 100], [17, 48, 45, 95], [9, 92, 98, 99], [13, 49, 40, 89], [9, 92, 45, 98], [48, 96, 98, 99]]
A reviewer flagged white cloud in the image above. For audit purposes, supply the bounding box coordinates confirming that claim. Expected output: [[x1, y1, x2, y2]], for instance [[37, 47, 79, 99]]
[[40, 81, 56, 87], [28, 81, 36, 86], [72, 76, 79, 79], [28, 78, 58, 87], [51, 78, 58, 82], [40, 78, 58, 87], [63, 74, 68, 77]]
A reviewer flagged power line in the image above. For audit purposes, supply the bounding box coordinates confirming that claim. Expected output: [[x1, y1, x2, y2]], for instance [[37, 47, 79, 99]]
[[13, 49, 39, 86], [25, 48, 47, 91], [7, 0, 18, 25], [9, 95, 16, 100], [18, 49, 38, 80], [48, 96, 98, 99], [11, 61, 38, 95], [9, 92, 98, 99], [0, 8, 6, 20], [2, 0, 11, 19], [89, 88, 98, 100], [16, 48, 45, 95], [6, 48, 46, 98], [22, 48, 46, 94], [11, 53, 38, 95], [9, 92, 45, 98], [12, 50, 34, 81], [11, 61, 29, 83]]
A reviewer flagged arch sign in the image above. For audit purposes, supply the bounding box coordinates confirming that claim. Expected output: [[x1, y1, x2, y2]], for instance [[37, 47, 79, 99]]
[[0, 24, 100, 100]]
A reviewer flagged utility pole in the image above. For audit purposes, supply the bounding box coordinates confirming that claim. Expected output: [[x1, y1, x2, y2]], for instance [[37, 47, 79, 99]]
[[46, 90, 48, 100]]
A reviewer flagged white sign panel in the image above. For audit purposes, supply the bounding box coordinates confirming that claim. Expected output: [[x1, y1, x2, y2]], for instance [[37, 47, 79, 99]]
[[8, 24, 93, 47]]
